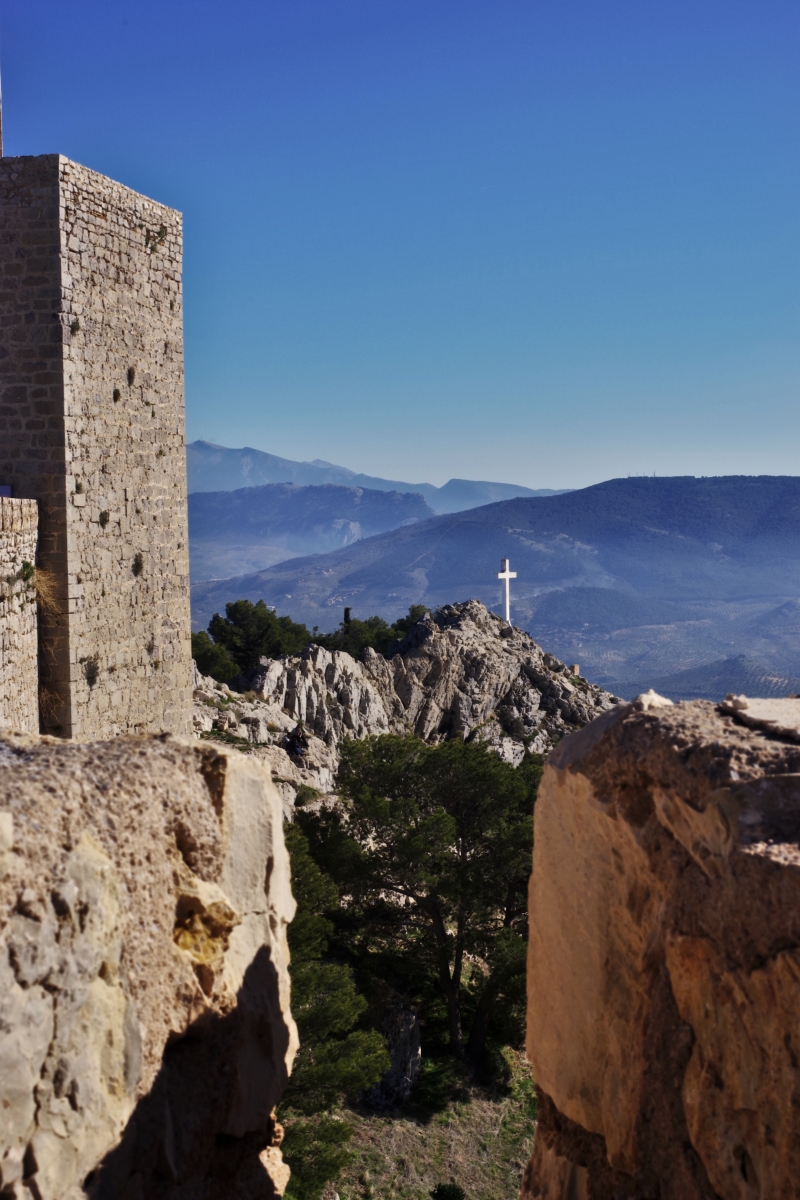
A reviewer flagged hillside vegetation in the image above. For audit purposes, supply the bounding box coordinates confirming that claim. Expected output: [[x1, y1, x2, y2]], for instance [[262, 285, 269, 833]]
[[191, 600, 429, 681], [276, 734, 541, 1200], [190, 599, 622, 1197], [325, 1050, 537, 1200]]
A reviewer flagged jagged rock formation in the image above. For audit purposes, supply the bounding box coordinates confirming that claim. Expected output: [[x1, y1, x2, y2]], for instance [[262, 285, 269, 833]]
[[193, 601, 620, 804], [0, 733, 296, 1200], [523, 692, 800, 1200]]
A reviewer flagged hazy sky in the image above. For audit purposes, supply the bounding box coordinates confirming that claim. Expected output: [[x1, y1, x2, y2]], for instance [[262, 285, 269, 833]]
[[5, 0, 798, 488]]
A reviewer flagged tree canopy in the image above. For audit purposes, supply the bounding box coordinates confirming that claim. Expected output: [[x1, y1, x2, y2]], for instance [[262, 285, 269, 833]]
[[192, 600, 429, 681], [209, 600, 313, 673], [279, 823, 389, 1200], [297, 735, 542, 1067], [315, 604, 428, 659], [190, 630, 239, 681]]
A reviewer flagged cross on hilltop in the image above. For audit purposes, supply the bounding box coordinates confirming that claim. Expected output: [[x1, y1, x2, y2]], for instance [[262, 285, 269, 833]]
[[497, 558, 517, 624]]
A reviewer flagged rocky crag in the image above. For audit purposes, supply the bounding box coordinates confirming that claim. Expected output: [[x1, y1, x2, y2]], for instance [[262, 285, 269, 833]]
[[192, 600, 621, 806], [523, 692, 800, 1200], [0, 734, 296, 1200]]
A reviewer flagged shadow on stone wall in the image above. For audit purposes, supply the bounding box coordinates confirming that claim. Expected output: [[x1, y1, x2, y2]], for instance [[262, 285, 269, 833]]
[[86, 947, 290, 1200]]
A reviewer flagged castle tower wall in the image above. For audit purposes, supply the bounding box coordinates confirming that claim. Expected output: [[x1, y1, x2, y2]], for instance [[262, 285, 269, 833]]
[[0, 497, 38, 732], [0, 155, 192, 738]]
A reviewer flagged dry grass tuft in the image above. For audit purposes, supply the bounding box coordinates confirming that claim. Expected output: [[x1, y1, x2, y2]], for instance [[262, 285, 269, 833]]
[[33, 567, 61, 617], [38, 684, 61, 726]]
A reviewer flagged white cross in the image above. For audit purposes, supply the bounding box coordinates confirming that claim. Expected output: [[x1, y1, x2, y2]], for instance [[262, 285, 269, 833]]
[[497, 557, 517, 624]]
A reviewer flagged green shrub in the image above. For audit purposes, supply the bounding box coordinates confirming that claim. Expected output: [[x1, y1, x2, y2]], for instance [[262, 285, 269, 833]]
[[282, 1116, 354, 1200], [208, 600, 313, 672], [431, 1186, 466, 1200], [191, 630, 238, 682], [295, 784, 321, 807]]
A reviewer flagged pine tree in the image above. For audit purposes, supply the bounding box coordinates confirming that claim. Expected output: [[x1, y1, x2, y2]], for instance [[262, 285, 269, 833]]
[[298, 736, 540, 1067], [280, 824, 389, 1200]]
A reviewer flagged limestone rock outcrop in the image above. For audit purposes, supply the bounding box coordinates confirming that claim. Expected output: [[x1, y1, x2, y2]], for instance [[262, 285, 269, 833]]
[[251, 600, 618, 751], [523, 693, 800, 1200], [195, 601, 620, 807], [0, 733, 297, 1200]]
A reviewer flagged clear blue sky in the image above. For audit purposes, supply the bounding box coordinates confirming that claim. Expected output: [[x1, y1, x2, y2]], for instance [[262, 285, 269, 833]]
[[5, 0, 798, 488]]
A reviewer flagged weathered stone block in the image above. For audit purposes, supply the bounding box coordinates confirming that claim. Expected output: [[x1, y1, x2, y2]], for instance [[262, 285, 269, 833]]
[[0, 497, 38, 733], [0, 733, 297, 1199], [523, 694, 800, 1200]]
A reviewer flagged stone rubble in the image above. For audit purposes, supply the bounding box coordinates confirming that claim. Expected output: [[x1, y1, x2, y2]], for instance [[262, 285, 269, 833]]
[[193, 600, 621, 808]]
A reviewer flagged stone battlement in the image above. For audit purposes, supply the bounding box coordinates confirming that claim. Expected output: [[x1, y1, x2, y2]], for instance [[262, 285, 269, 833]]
[[0, 497, 38, 732], [0, 155, 192, 739]]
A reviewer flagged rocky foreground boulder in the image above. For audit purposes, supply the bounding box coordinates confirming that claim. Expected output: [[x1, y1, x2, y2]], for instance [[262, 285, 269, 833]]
[[0, 734, 296, 1200], [523, 692, 800, 1200], [193, 600, 620, 805]]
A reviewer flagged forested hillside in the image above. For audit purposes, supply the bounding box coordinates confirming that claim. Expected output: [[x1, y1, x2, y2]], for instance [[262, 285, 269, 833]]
[[191, 599, 592, 1199]]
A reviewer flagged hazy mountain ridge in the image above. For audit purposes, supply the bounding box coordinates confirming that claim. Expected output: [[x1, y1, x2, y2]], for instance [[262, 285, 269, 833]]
[[619, 655, 800, 702], [189, 482, 434, 580], [187, 440, 564, 513], [191, 475, 800, 700], [536, 594, 800, 697]]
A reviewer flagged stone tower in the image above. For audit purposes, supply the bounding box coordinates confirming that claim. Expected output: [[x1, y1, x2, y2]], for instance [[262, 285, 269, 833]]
[[0, 155, 192, 738]]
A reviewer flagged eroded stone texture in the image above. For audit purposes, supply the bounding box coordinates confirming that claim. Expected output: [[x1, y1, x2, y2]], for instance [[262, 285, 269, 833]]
[[231, 599, 619, 763], [0, 733, 297, 1199], [197, 602, 620, 817], [0, 498, 38, 733], [523, 696, 800, 1200], [0, 155, 192, 740]]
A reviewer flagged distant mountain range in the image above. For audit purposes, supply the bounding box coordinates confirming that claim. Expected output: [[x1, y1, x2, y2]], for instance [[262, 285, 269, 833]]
[[187, 440, 565, 514], [189, 482, 434, 580], [191, 475, 800, 700]]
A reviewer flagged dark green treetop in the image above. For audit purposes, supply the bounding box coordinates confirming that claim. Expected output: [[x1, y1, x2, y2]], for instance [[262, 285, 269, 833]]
[[193, 600, 429, 682], [209, 599, 313, 673], [297, 735, 541, 1068], [279, 823, 389, 1200]]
